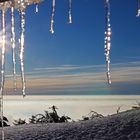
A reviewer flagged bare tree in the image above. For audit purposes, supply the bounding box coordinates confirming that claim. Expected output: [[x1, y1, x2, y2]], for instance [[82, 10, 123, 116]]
[[117, 106, 122, 114]]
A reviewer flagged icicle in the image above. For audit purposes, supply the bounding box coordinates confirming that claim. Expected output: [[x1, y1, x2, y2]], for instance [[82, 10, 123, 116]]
[[137, 0, 140, 17], [50, 0, 55, 34], [68, 0, 72, 24], [19, 10, 26, 97], [35, 4, 39, 13], [0, 9, 6, 140], [104, 0, 111, 84], [11, 7, 17, 91]]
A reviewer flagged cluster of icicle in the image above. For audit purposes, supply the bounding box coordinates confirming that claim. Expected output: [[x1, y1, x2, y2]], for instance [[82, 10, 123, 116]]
[[50, 0, 73, 34], [104, 0, 111, 84], [0, 0, 139, 139], [0, 0, 73, 139], [0, 0, 42, 139]]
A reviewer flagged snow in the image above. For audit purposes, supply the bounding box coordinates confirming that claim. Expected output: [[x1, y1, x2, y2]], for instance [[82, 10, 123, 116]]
[[1, 109, 140, 140]]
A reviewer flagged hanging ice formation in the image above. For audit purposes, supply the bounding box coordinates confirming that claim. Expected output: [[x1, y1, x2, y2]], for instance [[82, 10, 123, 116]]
[[104, 0, 111, 84], [0, 0, 41, 139], [19, 10, 26, 97], [2, 0, 140, 139], [0, 0, 42, 97], [68, 0, 72, 24], [35, 3, 38, 13], [137, 0, 140, 16], [34, 0, 41, 13], [50, 0, 55, 34], [0, 7, 7, 140], [11, 6, 17, 91]]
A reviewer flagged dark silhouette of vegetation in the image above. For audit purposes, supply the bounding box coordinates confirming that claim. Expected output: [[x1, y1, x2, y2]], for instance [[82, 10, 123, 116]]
[[29, 105, 71, 124], [82, 110, 104, 121], [0, 116, 9, 127], [0, 101, 139, 127], [132, 101, 140, 109], [29, 115, 36, 124], [13, 118, 26, 125], [59, 115, 71, 122], [117, 106, 122, 114]]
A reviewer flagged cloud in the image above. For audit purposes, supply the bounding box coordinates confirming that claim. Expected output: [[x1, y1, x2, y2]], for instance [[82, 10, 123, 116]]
[[33, 64, 105, 74], [4, 61, 140, 94]]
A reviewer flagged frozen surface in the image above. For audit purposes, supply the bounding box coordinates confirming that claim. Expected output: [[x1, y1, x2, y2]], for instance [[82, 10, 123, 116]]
[[1, 109, 140, 140]]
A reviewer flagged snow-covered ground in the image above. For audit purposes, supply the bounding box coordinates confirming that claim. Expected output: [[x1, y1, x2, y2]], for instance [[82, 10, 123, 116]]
[[1, 109, 140, 140]]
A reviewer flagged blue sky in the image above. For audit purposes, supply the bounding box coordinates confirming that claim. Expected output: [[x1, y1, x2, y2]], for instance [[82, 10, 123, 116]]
[[4, 0, 140, 95]]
